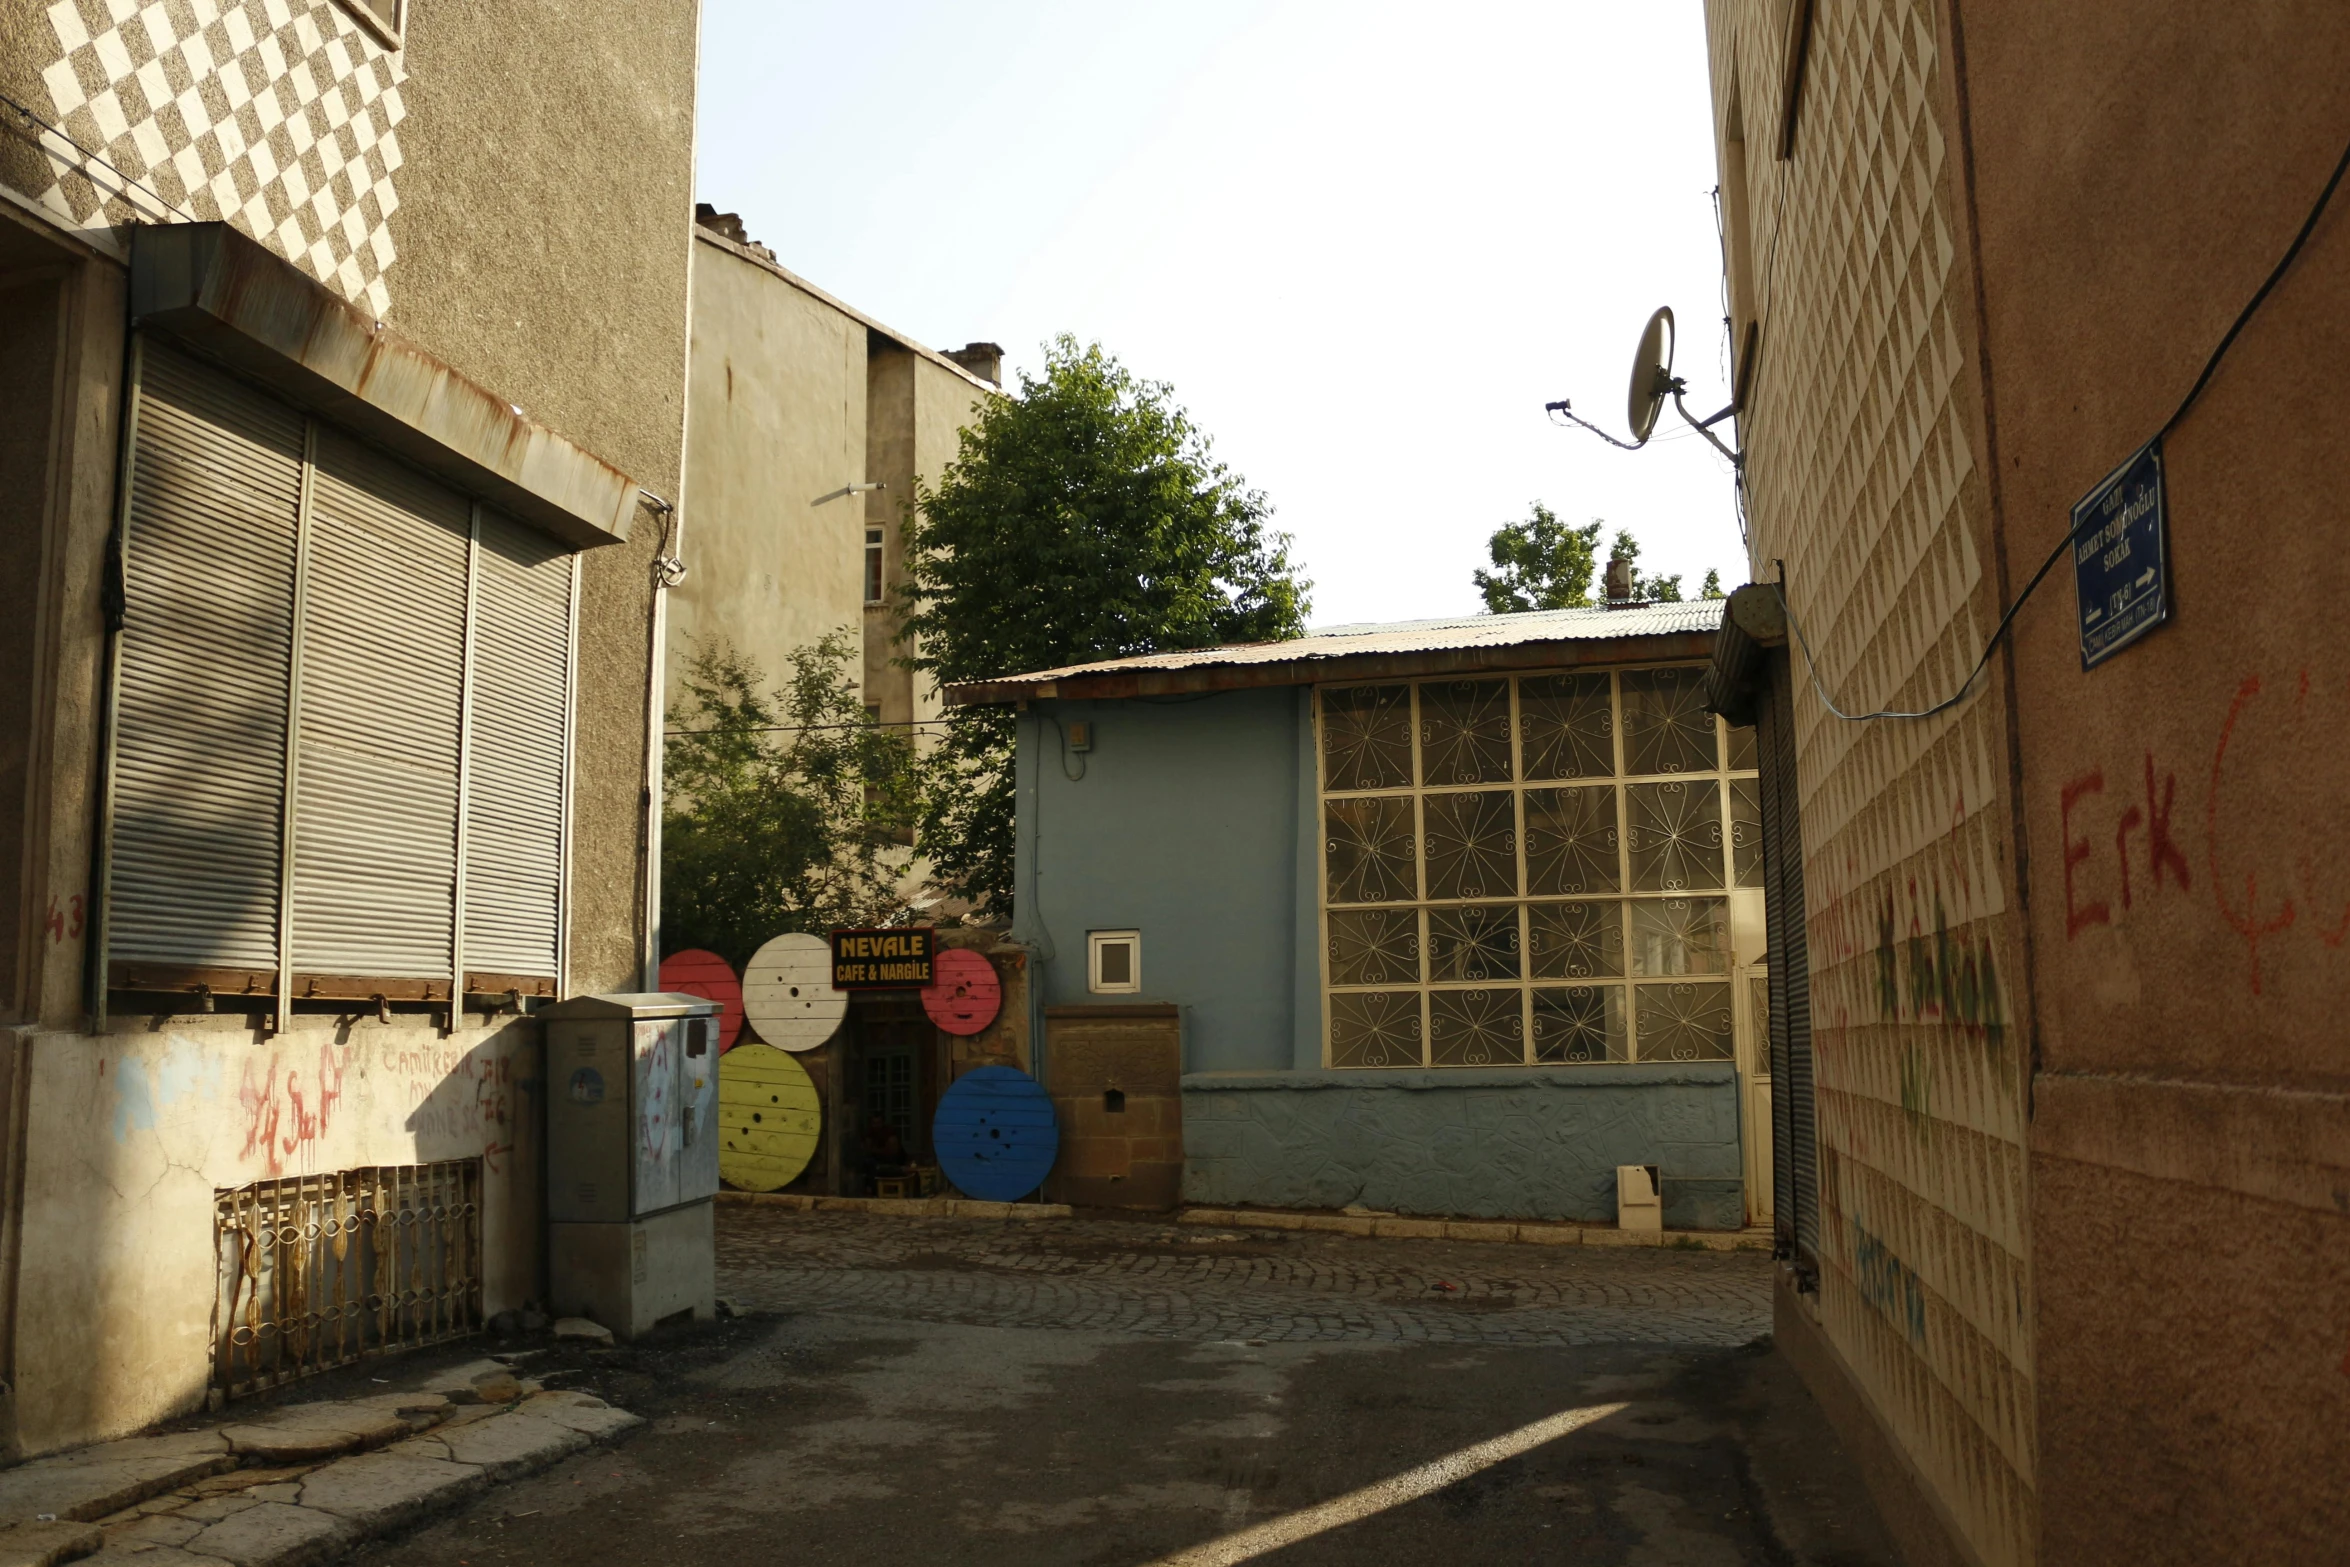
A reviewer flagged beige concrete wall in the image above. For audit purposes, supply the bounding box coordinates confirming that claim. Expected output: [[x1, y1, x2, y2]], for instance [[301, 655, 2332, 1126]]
[[1704, 5, 2036, 1565], [13, 1014, 541, 1453], [388, 0, 698, 993], [0, 0, 697, 1452], [675, 235, 869, 697], [680, 230, 991, 735], [1950, 6, 2350, 1562]]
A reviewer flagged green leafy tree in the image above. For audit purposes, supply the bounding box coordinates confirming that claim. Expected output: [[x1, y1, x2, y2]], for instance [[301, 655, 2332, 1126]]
[[1473, 501, 1604, 612], [1701, 568, 1726, 599], [901, 336, 1311, 917], [661, 632, 923, 966]]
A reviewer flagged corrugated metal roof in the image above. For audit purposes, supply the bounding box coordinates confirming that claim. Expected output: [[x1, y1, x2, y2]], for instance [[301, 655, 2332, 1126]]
[[946, 599, 1724, 703]]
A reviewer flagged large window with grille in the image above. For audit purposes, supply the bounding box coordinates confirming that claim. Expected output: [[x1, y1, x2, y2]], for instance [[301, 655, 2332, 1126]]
[[1316, 666, 1762, 1068]]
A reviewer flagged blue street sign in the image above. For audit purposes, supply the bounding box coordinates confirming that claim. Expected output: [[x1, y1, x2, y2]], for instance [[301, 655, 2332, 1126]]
[[2072, 440, 2169, 670]]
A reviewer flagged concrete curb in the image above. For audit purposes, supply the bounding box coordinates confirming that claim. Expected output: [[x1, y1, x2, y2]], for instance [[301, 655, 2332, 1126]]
[[715, 1189, 1771, 1251], [717, 1191, 1074, 1221], [1177, 1206, 1774, 1251], [2, 1376, 641, 1567]]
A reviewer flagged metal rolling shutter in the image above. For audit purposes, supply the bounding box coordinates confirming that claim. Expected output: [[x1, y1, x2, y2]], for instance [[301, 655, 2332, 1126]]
[[110, 343, 301, 972], [287, 430, 470, 982], [1755, 651, 1818, 1271], [459, 511, 573, 983]]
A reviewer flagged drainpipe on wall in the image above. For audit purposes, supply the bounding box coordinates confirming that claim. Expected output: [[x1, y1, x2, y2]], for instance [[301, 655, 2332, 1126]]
[[1007, 706, 1054, 1099], [641, 492, 685, 993]]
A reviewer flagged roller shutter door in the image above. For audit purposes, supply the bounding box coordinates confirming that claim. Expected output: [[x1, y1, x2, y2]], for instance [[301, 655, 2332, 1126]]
[[1755, 650, 1819, 1272], [109, 342, 300, 975], [460, 511, 573, 984], [288, 430, 471, 983], [105, 335, 578, 1002]]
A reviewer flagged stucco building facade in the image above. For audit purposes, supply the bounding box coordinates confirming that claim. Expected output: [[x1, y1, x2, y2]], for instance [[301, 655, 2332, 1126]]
[[1701, 3, 2350, 1563], [674, 209, 996, 738], [0, 0, 697, 1454]]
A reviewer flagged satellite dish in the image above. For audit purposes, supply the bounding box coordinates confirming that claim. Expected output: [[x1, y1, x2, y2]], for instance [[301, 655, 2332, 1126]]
[[1625, 306, 1676, 446], [741, 932, 846, 1052]]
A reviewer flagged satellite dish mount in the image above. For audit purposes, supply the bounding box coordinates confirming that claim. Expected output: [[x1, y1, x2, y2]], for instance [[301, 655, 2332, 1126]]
[[1545, 306, 1742, 467]]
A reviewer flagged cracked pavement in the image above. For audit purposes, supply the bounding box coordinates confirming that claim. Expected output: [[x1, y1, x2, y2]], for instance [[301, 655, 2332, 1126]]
[[345, 1208, 1896, 1565]]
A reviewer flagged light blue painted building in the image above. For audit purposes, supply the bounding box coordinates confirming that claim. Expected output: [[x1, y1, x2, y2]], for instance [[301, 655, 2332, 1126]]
[[947, 601, 1770, 1230]]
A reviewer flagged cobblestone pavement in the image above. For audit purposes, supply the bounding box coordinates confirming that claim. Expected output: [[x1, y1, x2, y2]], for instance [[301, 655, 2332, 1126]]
[[716, 1208, 1773, 1348], [354, 1212, 1891, 1567]]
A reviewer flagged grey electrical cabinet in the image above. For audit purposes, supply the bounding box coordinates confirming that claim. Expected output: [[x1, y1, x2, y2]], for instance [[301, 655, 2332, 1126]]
[[543, 993, 721, 1338]]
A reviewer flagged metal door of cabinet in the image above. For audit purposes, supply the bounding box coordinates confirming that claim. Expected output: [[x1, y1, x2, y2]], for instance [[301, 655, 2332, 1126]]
[[632, 1019, 682, 1215], [678, 1014, 720, 1203], [549, 1019, 628, 1222]]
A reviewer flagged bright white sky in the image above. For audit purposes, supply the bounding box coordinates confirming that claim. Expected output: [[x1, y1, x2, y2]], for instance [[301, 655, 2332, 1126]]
[[694, 1, 1743, 628]]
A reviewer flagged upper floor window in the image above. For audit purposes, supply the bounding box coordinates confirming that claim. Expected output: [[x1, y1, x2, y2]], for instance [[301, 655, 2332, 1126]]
[[864, 526, 885, 605], [1316, 667, 1762, 1070]]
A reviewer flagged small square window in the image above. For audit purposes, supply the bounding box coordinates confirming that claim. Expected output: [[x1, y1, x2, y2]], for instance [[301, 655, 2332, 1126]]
[[1088, 930, 1140, 994]]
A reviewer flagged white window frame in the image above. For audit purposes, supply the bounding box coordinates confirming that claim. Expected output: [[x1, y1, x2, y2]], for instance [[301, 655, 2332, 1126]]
[[864, 525, 886, 605], [1313, 663, 1764, 1070], [1088, 930, 1141, 995]]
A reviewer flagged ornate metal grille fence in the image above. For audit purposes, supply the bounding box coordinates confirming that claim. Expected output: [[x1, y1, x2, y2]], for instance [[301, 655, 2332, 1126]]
[[212, 1161, 482, 1399]]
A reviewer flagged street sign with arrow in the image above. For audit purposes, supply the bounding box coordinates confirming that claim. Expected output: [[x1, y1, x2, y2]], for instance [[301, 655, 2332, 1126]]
[[2072, 440, 2170, 670]]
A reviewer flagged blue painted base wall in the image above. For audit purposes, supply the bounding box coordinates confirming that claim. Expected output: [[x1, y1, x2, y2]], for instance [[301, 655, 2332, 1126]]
[[1182, 1065, 1746, 1230]]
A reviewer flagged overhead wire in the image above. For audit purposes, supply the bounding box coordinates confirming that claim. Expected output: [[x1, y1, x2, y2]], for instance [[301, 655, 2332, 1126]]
[[0, 87, 199, 224], [1782, 128, 2350, 724]]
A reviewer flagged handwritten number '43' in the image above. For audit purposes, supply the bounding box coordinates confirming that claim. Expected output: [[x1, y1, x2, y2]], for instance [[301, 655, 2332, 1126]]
[[44, 895, 83, 944]]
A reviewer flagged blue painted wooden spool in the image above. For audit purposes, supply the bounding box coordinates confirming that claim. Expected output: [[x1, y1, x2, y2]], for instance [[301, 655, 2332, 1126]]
[[931, 1065, 1058, 1202]]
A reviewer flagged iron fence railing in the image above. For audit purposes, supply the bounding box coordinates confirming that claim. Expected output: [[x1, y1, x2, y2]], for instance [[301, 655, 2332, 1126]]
[[212, 1160, 482, 1399]]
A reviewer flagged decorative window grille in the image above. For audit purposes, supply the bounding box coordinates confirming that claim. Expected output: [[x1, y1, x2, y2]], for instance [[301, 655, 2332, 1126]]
[[212, 1161, 483, 1399], [1317, 666, 1764, 1068]]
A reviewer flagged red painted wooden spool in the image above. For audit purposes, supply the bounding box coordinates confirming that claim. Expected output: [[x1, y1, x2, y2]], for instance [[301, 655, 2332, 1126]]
[[660, 948, 745, 1052], [921, 947, 1002, 1036]]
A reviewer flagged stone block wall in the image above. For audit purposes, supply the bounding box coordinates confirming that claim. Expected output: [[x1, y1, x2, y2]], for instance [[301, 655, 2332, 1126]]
[[1181, 1068, 1744, 1229]]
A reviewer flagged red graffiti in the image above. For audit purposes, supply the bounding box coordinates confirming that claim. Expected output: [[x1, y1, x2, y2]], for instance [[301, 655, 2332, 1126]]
[[2143, 753, 2191, 895], [237, 1045, 349, 1178], [2208, 675, 2297, 995], [2114, 803, 2142, 910], [2061, 771, 2111, 937]]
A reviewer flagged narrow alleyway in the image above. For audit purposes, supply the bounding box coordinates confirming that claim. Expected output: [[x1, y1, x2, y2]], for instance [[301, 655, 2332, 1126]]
[[343, 1209, 1895, 1565]]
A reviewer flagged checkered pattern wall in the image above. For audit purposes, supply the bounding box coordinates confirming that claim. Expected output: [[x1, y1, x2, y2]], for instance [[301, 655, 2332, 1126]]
[[32, 0, 408, 317], [1706, 3, 2037, 1565]]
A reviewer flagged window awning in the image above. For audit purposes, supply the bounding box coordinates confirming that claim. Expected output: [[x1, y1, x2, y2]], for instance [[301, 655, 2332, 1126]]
[[1702, 583, 1786, 726], [129, 222, 637, 550]]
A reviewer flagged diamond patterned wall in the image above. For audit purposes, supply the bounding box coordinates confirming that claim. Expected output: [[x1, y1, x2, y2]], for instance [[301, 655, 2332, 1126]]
[[1705, 3, 2037, 1564], [30, 0, 407, 317]]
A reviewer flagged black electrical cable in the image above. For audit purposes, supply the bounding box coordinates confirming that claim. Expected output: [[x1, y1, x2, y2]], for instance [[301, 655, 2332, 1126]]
[[1784, 129, 2350, 724], [0, 87, 199, 224]]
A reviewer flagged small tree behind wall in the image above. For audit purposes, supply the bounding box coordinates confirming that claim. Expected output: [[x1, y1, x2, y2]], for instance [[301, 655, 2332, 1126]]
[[661, 631, 923, 968]]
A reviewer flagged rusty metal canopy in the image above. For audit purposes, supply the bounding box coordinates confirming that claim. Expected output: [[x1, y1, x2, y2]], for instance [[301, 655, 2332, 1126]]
[[130, 223, 638, 550], [944, 600, 1727, 705]]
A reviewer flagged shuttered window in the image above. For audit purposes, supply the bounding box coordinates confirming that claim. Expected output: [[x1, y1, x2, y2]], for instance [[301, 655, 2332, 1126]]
[[1753, 650, 1819, 1277], [292, 431, 471, 981], [461, 513, 574, 987], [104, 339, 578, 1006], [110, 347, 303, 978]]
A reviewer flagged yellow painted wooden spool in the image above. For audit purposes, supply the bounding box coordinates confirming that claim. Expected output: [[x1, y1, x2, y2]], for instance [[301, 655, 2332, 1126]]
[[718, 1041, 821, 1192]]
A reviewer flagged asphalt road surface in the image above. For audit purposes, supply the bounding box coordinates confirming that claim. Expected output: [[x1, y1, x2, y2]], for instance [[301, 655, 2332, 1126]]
[[346, 1210, 1897, 1566]]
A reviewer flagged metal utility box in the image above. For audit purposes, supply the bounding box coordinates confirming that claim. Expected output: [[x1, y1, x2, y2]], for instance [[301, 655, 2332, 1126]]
[[544, 993, 721, 1337], [1616, 1163, 1664, 1235]]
